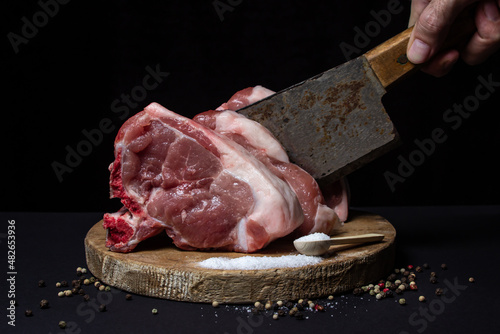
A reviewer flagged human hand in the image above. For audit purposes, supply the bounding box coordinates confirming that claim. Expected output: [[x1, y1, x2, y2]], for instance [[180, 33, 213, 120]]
[[407, 0, 500, 77]]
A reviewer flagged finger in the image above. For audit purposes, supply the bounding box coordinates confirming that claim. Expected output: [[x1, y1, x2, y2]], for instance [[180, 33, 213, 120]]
[[461, 0, 500, 65], [407, 0, 477, 64], [409, 0, 432, 27], [420, 49, 460, 77]]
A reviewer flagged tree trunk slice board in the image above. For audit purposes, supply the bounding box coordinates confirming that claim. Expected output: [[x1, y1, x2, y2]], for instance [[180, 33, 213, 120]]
[[85, 210, 395, 304]]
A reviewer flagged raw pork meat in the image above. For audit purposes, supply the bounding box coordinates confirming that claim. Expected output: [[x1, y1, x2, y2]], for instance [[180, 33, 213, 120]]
[[104, 102, 303, 253], [104, 86, 349, 253]]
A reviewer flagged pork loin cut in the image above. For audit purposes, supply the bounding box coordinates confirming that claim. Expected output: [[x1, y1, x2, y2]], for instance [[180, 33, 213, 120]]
[[103, 102, 304, 253]]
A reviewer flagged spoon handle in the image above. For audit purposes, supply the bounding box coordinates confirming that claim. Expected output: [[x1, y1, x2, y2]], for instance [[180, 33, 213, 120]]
[[329, 233, 384, 245]]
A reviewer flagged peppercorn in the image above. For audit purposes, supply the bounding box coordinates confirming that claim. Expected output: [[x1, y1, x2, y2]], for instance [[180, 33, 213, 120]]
[[395, 288, 403, 295], [410, 284, 418, 290], [441, 263, 447, 270], [277, 309, 286, 317], [61, 281, 68, 287], [94, 281, 101, 288], [99, 304, 106, 312], [126, 294, 132, 300], [285, 301, 294, 309], [399, 284, 406, 291], [59, 321, 66, 329], [83, 294, 90, 302], [423, 263, 429, 269], [251, 307, 260, 314], [353, 287, 363, 296], [71, 287, 79, 295], [407, 265, 414, 270], [25, 309, 33, 317], [399, 298, 406, 305], [273, 313, 279, 320], [419, 296, 426, 302], [295, 312, 304, 320], [276, 300, 283, 307], [40, 299, 49, 309], [58, 291, 65, 298], [403, 270, 410, 277], [81, 268, 87, 274], [72, 280, 80, 288], [151, 308, 158, 315], [469, 277, 475, 283], [288, 308, 297, 316], [416, 266, 423, 273], [328, 295, 334, 300], [89, 277, 96, 283], [105, 286, 111, 292], [78, 289, 85, 295], [430, 276, 438, 284], [254, 301, 261, 308], [83, 279, 90, 286], [369, 289, 376, 296], [38, 280, 46, 287], [211, 300, 219, 308], [435, 288, 443, 296], [401, 277, 407, 283], [394, 268, 400, 274], [430, 272, 437, 277], [99, 285, 105, 291], [56, 282, 61, 288], [385, 290, 394, 298], [376, 293, 382, 300], [64, 290, 72, 297], [387, 273, 397, 281], [265, 302, 272, 310], [315, 304, 325, 312]]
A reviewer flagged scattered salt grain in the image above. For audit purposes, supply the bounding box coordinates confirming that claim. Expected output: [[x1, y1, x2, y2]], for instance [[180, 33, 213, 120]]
[[198, 254, 323, 270], [294, 232, 331, 242]]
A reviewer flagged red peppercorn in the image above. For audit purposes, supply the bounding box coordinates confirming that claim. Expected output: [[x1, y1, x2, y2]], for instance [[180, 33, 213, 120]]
[[383, 288, 389, 293], [378, 283, 385, 289], [407, 265, 414, 270]]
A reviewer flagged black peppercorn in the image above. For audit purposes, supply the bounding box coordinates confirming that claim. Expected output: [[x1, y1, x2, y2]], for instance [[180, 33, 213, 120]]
[[385, 290, 394, 298], [99, 304, 106, 312], [285, 301, 294, 309], [416, 266, 423, 273], [40, 300, 49, 309], [423, 263, 429, 269], [38, 280, 46, 287], [430, 272, 437, 277], [435, 288, 444, 296], [59, 321, 66, 329], [78, 289, 85, 295], [395, 288, 403, 295], [441, 264, 447, 270], [126, 294, 132, 300], [277, 309, 286, 317], [25, 310, 33, 317], [61, 281, 68, 287], [295, 312, 304, 320], [72, 280, 81, 288], [353, 288, 363, 296], [251, 307, 260, 314], [430, 276, 438, 284], [83, 294, 90, 302]]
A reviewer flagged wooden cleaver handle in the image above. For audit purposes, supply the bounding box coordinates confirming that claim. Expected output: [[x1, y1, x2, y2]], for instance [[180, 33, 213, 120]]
[[365, 6, 477, 90]]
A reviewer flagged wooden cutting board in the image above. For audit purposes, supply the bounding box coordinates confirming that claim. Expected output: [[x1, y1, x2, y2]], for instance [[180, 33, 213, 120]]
[[85, 210, 395, 304]]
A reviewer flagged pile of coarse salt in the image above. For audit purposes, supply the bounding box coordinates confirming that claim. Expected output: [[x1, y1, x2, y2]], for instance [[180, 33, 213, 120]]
[[197, 233, 331, 270]]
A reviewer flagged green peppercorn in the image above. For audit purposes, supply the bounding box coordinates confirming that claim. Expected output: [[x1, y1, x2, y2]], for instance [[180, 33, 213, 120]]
[[105, 286, 111, 292], [468, 277, 475, 283], [399, 298, 406, 305], [89, 277, 96, 283], [59, 321, 66, 329], [151, 308, 158, 315]]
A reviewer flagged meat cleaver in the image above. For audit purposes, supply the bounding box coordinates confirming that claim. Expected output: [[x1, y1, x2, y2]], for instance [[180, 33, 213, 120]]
[[238, 13, 475, 186]]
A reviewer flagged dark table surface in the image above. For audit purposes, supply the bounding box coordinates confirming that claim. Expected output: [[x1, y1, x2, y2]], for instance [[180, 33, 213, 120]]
[[1, 206, 499, 334]]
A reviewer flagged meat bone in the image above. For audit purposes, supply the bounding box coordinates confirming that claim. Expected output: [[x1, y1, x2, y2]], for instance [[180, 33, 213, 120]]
[[237, 7, 476, 186]]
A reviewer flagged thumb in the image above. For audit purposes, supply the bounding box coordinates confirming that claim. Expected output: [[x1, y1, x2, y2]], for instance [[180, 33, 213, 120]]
[[407, 0, 477, 64]]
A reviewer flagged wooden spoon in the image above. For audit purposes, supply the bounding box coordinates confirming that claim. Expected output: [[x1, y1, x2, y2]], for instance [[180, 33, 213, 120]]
[[293, 233, 385, 256]]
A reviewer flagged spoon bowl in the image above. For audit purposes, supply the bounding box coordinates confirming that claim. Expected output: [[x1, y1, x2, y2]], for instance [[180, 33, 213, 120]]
[[294, 233, 385, 256]]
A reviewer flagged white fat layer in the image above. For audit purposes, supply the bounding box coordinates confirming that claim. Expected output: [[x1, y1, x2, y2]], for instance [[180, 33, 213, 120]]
[[214, 110, 289, 163]]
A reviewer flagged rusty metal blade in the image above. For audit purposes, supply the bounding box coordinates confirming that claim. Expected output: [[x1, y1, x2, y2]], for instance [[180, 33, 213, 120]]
[[238, 56, 399, 183]]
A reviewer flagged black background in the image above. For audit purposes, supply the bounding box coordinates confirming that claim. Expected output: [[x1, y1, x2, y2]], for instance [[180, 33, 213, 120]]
[[3, 0, 500, 213]]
